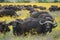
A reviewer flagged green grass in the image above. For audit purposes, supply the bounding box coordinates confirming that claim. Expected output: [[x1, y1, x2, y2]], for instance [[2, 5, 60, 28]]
[[0, 11, 60, 40]]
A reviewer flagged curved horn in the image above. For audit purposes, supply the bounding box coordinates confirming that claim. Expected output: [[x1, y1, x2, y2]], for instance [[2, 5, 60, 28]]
[[39, 20, 53, 25], [39, 20, 45, 25], [44, 21, 53, 24]]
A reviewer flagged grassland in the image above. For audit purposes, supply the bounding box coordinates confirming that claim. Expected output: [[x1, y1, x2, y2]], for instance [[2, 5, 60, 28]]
[[0, 3, 60, 40]]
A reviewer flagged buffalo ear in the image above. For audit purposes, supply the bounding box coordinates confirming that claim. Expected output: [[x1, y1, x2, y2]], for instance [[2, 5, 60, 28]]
[[53, 23, 58, 28]]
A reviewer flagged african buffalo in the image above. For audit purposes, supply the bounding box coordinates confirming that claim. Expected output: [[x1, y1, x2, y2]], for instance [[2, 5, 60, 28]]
[[2, 5, 21, 11], [0, 21, 10, 34], [49, 5, 58, 12], [30, 11, 57, 34], [0, 9, 18, 17]]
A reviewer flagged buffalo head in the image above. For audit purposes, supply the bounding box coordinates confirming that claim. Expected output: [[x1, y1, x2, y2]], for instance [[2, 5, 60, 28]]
[[39, 20, 57, 33]]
